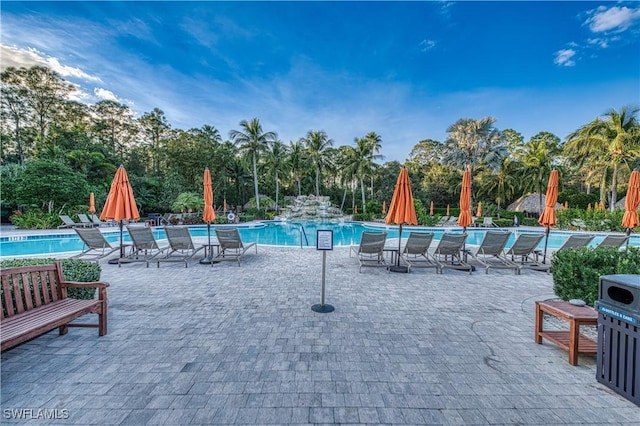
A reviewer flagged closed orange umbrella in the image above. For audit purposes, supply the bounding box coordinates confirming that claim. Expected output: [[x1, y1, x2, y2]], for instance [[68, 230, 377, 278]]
[[446, 204, 450, 216], [354, 205, 358, 214], [385, 167, 417, 272], [202, 168, 216, 263], [223, 198, 227, 213], [100, 165, 140, 262], [622, 170, 639, 235], [89, 192, 96, 214], [538, 169, 559, 264], [476, 201, 482, 218], [457, 170, 472, 228], [382, 200, 386, 214], [429, 201, 434, 216]]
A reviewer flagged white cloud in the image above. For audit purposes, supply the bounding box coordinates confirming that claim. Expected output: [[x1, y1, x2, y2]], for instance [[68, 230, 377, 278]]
[[587, 38, 609, 48], [554, 49, 576, 67], [419, 39, 437, 52], [0, 44, 101, 83], [94, 88, 120, 102], [586, 6, 640, 33]]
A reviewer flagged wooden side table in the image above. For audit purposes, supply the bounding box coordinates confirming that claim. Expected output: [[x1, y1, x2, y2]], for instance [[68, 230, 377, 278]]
[[535, 300, 598, 366]]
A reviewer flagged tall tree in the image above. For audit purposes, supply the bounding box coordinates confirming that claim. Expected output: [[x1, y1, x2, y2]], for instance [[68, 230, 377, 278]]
[[565, 106, 640, 210], [139, 108, 171, 176], [287, 140, 305, 196], [0, 68, 31, 164], [264, 140, 288, 211], [92, 100, 139, 163], [229, 118, 277, 209], [517, 132, 562, 212], [301, 130, 334, 196], [362, 131, 384, 197]]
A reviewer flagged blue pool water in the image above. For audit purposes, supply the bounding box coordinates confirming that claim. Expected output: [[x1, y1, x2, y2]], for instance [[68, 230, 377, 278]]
[[0, 221, 638, 257]]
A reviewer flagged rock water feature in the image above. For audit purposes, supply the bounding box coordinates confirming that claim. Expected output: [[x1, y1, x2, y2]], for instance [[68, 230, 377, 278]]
[[280, 195, 343, 221]]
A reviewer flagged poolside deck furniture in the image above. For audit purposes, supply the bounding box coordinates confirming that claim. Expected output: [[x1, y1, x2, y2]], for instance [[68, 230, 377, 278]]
[[431, 233, 472, 274], [77, 213, 98, 227], [119, 226, 169, 267], [400, 232, 438, 272], [1, 262, 109, 352], [435, 216, 449, 226], [350, 231, 388, 273], [481, 217, 498, 227], [505, 234, 545, 272], [444, 216, 459, 227], [157, 226, 205, 267], [213, 227, 257, 266], [595, 234, 629, 249], [72, 228, 123, 261], [58, 214, 92, 229], [89, 214, 111, 227], [535, 300, 598, 366], [468, 231, 519, 274], [559, 234, 595, 251]]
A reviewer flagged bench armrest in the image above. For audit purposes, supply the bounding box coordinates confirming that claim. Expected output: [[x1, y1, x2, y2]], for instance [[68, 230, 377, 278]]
[[61, 281, 110, 289]]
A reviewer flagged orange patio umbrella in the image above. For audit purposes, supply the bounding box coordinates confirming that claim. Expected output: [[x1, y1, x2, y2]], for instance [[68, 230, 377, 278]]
[[201, 168, 216, 263], [382, 200, 387, 214], [476, 201, 482, 218], [100, 165, 140, 262], [457, 170, 473, 228], [538, 169, 559, 264], [354, 205, 358, 214], [622, 170, 640, 240], [446, 204, 450, 216], [89, 192, 96, 214], [429, 200, 434, 216], [587, 203, 592, 211], [385, 167, 417, 273], [223, 198, 227, 213]]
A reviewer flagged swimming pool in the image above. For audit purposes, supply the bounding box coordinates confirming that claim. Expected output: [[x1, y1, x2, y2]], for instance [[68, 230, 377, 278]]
[[0, 221, 637, 258]]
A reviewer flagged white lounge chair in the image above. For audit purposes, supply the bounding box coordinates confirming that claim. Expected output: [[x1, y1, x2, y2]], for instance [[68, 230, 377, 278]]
[[72, 228, 122, 261], [119, 226, 169, 267], [468, 231, 519, 274], [157, 226, 205, 267], [213, 227, 257, 266], [350, 231, 388, 272], [400, 232, 438, 272], [431, 233, 472, 274]]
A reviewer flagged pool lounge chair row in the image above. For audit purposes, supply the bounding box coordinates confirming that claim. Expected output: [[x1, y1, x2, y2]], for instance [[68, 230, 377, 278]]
[[59, 214, 115, 228], [350, 230, 628, 274], [73, 226, 256, 267]]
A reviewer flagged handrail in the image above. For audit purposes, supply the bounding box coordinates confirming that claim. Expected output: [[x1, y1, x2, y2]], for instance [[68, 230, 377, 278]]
[[300, 224, 309, 248]]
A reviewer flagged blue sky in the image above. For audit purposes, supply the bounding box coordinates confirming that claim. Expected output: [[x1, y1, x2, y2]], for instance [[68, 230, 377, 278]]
[[2, 1, 639, 162]]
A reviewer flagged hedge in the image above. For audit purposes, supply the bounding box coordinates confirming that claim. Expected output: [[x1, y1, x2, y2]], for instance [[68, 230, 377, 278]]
[[551, 246, 640, 307], [0, 258, 101, 300]]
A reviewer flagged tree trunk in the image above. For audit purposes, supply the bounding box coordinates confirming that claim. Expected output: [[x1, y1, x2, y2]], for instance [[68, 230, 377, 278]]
[[360, 178, 366, 213], [275, 170, 279, 212], [315, 167, 320, 196], [610, 163, 618, 212], [341, 187, 347, 211], [252, 152, 260, 210]]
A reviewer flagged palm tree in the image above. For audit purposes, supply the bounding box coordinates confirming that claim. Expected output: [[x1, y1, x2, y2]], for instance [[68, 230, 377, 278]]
[[287, 140, 305, 197], [229, 118, 277, 210], [443, 117, 508, 175], [301, 130, 334, 196], [264, 140, 288, 211], [565, 106, 640, 211], [516, 134, 560, 212], [362, 131, 384, 197]]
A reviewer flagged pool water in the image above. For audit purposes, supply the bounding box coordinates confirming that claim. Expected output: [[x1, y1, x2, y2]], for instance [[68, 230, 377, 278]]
[[0, 221, 637, 258]]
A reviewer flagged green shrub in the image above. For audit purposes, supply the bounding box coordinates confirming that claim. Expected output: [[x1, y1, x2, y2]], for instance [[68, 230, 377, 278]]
[[0, 258, 102, 300], [10, 210, 60, 229], [551, 247, 640, 307]]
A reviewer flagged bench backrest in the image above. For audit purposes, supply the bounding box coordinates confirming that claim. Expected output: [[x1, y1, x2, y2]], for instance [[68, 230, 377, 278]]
[[1, 262, 64, 320]]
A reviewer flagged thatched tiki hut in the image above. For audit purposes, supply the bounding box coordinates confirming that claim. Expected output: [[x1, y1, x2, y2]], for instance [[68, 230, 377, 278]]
[[507, 193, 562, 216]]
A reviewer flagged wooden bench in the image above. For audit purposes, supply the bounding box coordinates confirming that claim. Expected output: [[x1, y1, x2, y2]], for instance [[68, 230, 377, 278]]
[[1, 262, 109, 352], [535, 300, 598, 365]]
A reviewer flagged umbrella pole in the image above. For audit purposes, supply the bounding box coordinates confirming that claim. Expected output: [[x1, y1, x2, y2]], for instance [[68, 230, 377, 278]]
[[108, 221, 124, 265], [542, 226, 550, 264], [626, 228, 632, 250], [200, 222, 214, 264], [389, 224, 408, 273]]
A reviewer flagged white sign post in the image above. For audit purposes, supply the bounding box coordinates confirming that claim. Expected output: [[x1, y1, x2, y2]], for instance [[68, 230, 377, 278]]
[[312, 230, 335, 313]]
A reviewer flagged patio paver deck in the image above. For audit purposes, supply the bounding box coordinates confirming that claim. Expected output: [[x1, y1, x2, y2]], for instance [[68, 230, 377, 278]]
[[2, 245, 639, 424]]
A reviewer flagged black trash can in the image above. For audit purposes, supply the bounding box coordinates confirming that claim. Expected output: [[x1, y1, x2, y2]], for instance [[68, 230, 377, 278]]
[[596, 274, 640, 406]]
